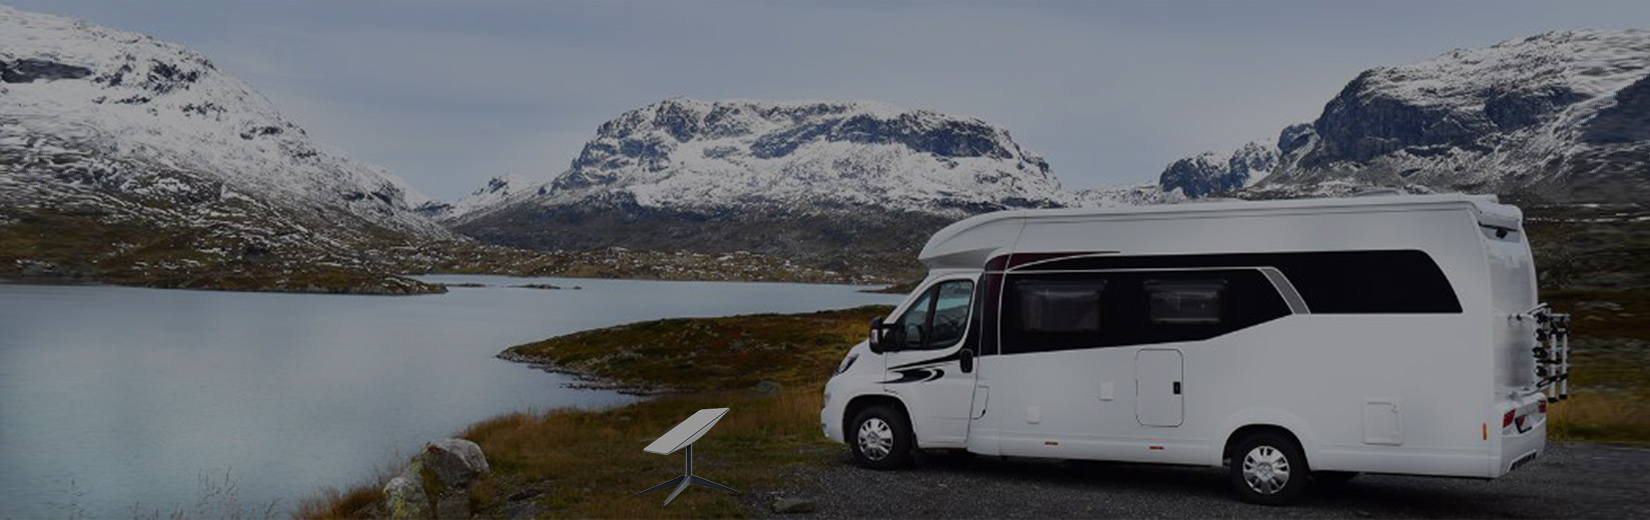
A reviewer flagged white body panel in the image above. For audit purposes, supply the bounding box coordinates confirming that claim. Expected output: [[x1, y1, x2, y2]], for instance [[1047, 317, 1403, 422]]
[[823, 194, 1548, 480]]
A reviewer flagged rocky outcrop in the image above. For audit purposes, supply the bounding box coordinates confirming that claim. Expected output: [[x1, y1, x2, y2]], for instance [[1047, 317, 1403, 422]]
[[383, 460, 432, 520], [383, 438, 492, 519], [423, 439, 490, 489], [1158, 140, 1277, 198]]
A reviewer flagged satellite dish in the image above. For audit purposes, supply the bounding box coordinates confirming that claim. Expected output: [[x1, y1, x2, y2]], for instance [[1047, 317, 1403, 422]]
[[637, 408, 740, 505]]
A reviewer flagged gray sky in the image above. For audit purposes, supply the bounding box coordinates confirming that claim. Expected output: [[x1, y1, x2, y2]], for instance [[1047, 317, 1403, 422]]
[[12, 1, 1650, 200]]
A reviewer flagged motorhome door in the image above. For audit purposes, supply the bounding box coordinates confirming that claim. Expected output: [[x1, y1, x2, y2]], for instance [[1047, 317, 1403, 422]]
[[882, 278, 979, 446], [1136, 349, 1184, 427]]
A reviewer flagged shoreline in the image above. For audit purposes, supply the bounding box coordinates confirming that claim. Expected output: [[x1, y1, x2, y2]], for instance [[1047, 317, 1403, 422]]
[[492, 350, 680, 396], [0, 272, 908, 296]]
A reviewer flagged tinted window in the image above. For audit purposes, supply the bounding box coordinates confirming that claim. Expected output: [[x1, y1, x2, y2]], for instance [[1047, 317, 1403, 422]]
[[1002, 270, 1291, 355], [1276, 251, 1460, 313], [1017, 280, 1105, 333], [1146, 280, 1225, 324], [1004, 277, 1107, 353], [928, 280, 974, 348], [894, 289, 932, 351], [1005, 250, 1460, 314], [892, 280, 975, 351]]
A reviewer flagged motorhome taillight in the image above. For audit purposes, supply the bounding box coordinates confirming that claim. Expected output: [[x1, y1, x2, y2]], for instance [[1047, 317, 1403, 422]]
[[1503, 410, 1516, 428], [1538, 401, 1547, 414]]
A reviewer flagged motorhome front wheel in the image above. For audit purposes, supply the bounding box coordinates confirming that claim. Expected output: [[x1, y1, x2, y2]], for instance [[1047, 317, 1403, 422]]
[[850, 405, 913, 470]]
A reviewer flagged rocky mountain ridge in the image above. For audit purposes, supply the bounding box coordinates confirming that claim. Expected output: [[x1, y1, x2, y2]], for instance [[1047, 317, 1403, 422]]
[[448, 99, 1081, 276], [1165, 29, 1650, 203]]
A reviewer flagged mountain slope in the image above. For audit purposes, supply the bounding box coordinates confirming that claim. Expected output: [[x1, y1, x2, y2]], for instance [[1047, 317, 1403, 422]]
[[0, 5, 448, 292], [1166, 29, 1650, 202], [452, 99, 1066, 276]]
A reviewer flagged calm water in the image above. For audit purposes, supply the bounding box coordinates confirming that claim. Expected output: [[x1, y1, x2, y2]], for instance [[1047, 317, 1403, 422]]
[[0, 275, 899, 518]]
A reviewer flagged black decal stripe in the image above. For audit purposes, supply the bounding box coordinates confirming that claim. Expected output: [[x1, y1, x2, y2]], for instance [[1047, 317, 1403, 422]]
[[879, 368, 940, 384], [889, 350, 968, 371]]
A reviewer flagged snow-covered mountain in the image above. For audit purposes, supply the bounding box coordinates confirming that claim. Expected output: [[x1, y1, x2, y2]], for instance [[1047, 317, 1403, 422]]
[[1158, 139, 1277, 198], [0, 5, 447, 292], [451, 98, 1062, 223], [451, 99, 1067, 274], [1167, 30, 1650, 202], [1062, 182, 1186, 207], [415, 174, 528, 221]]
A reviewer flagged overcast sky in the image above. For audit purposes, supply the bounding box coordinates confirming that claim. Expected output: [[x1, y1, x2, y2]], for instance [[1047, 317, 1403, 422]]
[[12, 1, 1650, 200]]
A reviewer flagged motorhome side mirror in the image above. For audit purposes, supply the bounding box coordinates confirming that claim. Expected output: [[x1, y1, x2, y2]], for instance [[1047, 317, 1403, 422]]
[[868, 318, 885, 354], [958, 348, 974, 373]]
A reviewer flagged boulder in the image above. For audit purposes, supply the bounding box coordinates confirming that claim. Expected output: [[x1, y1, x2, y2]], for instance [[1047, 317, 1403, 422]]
[[423, 438, 490, 488], [383, 460, 431, 520]]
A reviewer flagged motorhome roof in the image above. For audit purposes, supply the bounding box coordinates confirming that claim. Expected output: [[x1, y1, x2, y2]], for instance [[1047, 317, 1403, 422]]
[[918, 193, 1519, 270]]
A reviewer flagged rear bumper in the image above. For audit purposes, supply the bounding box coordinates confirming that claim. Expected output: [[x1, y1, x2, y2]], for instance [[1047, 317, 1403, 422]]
[[1494, 394, 1547, 478]]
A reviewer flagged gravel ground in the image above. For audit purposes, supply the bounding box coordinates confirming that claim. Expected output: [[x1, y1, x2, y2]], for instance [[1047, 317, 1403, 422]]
[[748, 443, 1650, 519]]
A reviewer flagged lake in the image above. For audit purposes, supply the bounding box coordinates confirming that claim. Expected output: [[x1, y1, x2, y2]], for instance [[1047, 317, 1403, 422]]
[[0, 275, 901, 518]]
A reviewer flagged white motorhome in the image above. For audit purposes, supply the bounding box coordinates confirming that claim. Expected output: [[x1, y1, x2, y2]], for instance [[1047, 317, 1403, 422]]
[[821, 193, 1570, 504]]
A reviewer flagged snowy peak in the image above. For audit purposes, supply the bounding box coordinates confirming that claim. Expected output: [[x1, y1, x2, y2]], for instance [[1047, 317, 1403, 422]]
[[1307, 29, 1650, 165], [522, 98, 1061, 215], [1158, 139, 1277, 198], [1165, 29, 1650, 202], [0, 5, 438, 234], [447, 98, 1072, 277], [416, 174, 528, 221]]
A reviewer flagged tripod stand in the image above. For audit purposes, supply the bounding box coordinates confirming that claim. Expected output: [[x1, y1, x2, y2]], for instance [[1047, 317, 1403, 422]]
[[637, 444, 739, 505]]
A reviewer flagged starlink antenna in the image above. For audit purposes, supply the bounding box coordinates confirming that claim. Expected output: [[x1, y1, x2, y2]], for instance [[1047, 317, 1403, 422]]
[[637, 408, 739, 505]]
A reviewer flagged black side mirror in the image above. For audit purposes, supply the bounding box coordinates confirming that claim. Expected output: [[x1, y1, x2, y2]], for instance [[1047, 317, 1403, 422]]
[[958, 348, 974, 373], [868, 318, 886, 354]]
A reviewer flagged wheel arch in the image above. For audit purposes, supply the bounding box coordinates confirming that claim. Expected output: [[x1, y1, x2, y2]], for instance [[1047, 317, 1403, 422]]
[[843, 393, 912, 440], [1214, 409, 1320, 467]]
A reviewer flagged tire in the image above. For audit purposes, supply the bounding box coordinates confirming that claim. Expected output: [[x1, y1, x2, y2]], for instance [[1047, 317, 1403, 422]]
[[849, 405, 914, 470], [1312, 471, 1359, 487], [1229, 431, 1309, 505]]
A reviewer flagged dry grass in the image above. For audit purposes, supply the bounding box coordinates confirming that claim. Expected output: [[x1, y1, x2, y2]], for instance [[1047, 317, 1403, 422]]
[[1547, 346, 1650, 445], [291, 454, 409, 519], [292, 485, 382, 520], [459, 388, 831, 518], [1549, 391, 1650, 444], [301, 307, 879, 518]]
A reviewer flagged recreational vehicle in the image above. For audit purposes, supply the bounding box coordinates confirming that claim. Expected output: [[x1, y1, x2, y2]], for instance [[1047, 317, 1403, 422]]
[[821, 193, 1570, 504]]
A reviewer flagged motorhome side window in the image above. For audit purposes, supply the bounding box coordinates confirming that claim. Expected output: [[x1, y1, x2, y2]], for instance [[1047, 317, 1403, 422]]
[[1146, 280, 1225, 324], [894, 290, 933, 351], [893, 280, 974, 351], [928, 280, 973, 348], [1006, 278, 1107, 353]]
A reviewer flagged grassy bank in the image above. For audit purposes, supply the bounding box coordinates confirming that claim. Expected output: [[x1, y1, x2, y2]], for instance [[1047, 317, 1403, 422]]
[[498, 306, 888, 393], [304, 306, 890, 519]]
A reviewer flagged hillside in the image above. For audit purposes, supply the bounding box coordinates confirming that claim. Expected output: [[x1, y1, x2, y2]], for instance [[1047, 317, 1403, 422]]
[[0, 5, 448, 293]]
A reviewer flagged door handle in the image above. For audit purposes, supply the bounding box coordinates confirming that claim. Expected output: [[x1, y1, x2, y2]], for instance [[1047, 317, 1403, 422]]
[[1173, 381, 1182, 395]]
